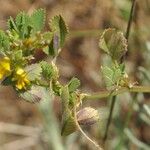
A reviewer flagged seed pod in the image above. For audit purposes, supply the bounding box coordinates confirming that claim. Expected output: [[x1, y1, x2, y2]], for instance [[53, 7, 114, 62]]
[[77, 107, 99, 126]]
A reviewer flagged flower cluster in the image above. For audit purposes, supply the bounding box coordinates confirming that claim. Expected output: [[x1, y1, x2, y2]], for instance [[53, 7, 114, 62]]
[[0, 56, 30, 90], [0, 9, 68, 92]]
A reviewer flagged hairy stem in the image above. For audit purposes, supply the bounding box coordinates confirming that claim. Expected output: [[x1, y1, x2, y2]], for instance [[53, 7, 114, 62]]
[[84, 86, 150, 100]]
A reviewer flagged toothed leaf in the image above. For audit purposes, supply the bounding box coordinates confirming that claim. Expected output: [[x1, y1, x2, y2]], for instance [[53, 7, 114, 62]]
[[68, 77, 80, 93], [40, 61, 59, 80], [101, 65, 123, 88], [25, 63, 42, 81], [7, 17, 18, 32], [49, 15, 68, 49], [61, 86, 77, 136], [0, 30, 10, 52], [15, 11, 31, 38], [61, 114, 77, 136], [30, 9, 45, 32]]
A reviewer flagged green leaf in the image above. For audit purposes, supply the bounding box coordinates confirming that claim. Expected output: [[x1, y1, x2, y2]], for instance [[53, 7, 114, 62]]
[[15, 11, 31, 38], [49, 15, 68, 51], [68, 77, 80, 93], [0, 30, 10, 52], [61, 86, 70, 113], [40, 61, 59, 80], [61, 86, 77, 136], [61, 114, 77, 136], [30, 8, 45, 32], [45, 39, 56, 56], [40, 61, 53, 79], [25, 63, 42, 81], [7, 17, 18, 32], [101, 66, 114, 87], [42, 32, 54, 56], [101, 65, 123, 88], [99, 28, 128, 62], [20, 85, 45, 103]]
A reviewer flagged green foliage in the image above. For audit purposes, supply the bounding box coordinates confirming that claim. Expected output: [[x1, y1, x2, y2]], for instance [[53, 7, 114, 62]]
[[1, 8, 149, 149], [11, 50, 26, 67], [7, 8, 45, 39], [50, 15, 68, 47], [99, 28, 128, 62], [68, 77, 80, 93], [30, 8, 45, 32], [101, 65, 124, 88], [7, 17, 19, 32], [15, 11, 31, 38], [0, 30, 10, 52], [61, 86, 77, 136], [48, 15, 69, 56], [99, 28, 130, 89], [40, 61, 59, 80], [101, 66, 117, 88]]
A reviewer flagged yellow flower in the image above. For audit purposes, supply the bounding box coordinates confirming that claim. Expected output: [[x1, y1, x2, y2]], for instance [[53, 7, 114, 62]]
[[0, 57, 11, 79], [13, 68, 30, 90]]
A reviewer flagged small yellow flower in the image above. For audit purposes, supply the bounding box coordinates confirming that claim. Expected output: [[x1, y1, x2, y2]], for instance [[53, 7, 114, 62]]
[[13, 68, 30, 90], [0, 57, 11, 79]]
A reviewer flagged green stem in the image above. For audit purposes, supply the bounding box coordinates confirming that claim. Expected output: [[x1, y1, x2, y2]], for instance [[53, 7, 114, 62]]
[[125, 0, 137, 41], [103, 96, 116, 142], [84, 86, 150, 100]]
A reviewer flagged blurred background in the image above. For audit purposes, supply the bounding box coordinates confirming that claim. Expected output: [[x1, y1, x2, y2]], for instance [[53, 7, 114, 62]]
[[0, 0, 150, 150]]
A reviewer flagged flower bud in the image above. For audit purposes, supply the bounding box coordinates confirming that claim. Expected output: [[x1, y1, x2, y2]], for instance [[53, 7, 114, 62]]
[[77, 107, 99, 126]]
